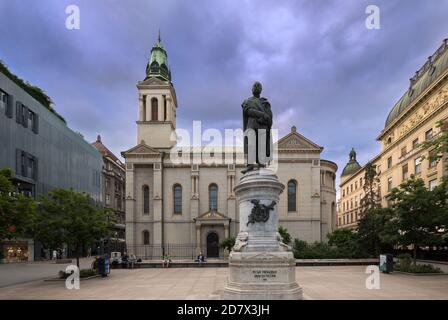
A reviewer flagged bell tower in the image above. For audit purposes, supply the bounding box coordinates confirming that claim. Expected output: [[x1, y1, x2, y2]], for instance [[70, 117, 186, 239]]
[[136, 33, 177, 150]]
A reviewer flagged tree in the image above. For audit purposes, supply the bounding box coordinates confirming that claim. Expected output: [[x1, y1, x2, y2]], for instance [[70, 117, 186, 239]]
[[359, 162, 381, 211], [357, 208, 392, 257], [33, 189, 114, 267], [0, 168, 36, 241], [356, 161, 390, 257], [383, 177, 446, 265], [421, 120, 448, 164], [278, 226, 292, 244], [327, 228, 362, 257]]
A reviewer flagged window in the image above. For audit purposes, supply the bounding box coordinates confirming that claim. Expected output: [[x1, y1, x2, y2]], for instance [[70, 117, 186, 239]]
[[387, 177, 392, 192], [143, 231, 150, 245], [105, 194, 111, 206], [429, 150, 438, 168], [355, 182, 358, 190], [412, 138, 419, 149], [117, 196, 122, 210], [209, 183, 218, 211], [360, 178, 362, 186], [151, 97, 158, 121], [15, 101, 38, 133], [401, 146, 407, 157], [350, 184, 353, 192], [1, 89, 13, 118], [425, 128, 433, 140], [402, 164, 409, 180], [143, 185, 150, 214], [0, 89, 7, 114], [16, 150, 38, 180], [387, 156, 392, 169], [142, 95, 146, 121], [163, 95, 167, 121], [429, 179, 438, 191], [287, 180, 297, 212], [105, 178, 110, 190], [342, 190, 345, 197], [414, 157, 422, 174], [173, 184, 182, 214]]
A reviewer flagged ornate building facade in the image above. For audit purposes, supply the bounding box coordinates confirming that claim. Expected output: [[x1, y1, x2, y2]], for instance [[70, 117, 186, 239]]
[[338, 38, 448, 229], [122, 37, 337, 258], [92, 135, 126, 252]]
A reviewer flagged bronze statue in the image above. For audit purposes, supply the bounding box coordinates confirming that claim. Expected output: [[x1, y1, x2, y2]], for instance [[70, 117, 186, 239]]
[[242, 81, 272, 174]]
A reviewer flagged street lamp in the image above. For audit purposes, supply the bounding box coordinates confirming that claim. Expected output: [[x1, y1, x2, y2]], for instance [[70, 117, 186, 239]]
[[114, 231, 118, 253]]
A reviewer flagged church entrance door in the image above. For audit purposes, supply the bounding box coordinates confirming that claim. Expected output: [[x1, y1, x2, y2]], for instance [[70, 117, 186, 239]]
[[206, 232, 219, 258]]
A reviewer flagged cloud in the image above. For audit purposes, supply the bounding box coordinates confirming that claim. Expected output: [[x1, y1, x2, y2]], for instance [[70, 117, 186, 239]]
[[1, 0, 448, 191]]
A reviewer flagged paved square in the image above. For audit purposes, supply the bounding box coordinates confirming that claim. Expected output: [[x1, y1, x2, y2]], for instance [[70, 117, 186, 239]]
[[0, 266, 447, 299]]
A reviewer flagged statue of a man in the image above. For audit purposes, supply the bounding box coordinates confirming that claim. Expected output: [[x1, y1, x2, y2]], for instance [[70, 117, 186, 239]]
[[242, 81, 273, 173]]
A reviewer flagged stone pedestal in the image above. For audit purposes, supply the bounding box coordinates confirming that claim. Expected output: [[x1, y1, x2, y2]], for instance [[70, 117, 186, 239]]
[[222, 170, 303, 300]]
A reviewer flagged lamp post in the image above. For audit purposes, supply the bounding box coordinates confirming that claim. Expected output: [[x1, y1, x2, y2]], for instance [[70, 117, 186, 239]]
[[114, 231, 118, 253]]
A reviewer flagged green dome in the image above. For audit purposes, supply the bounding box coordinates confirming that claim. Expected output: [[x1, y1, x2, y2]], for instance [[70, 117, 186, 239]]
[[145, 34, 171, 82], [341, 148, 362, 177], [385, 39, 448, 128]]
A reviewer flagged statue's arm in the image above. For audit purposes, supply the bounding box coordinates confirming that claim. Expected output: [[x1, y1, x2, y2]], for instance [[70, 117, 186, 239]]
[[242, 102, 265, 119]]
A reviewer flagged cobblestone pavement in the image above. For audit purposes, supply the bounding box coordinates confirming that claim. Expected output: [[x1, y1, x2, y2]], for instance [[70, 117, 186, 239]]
[[0, 266, 447, 300]]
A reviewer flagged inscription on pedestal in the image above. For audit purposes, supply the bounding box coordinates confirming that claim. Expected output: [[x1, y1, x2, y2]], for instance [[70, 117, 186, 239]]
[[252, 269, 277, 281]]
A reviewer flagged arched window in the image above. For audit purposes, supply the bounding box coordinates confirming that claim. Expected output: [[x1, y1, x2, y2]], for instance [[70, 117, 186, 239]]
[[142, 95, 146, 121], [209, 183, 218, 211], [173, 184, 182, 214], [143, 185, 150, 214], [287, 180, 297, 212], [151, 97, 158, 121], [143, 230, 150, 245]]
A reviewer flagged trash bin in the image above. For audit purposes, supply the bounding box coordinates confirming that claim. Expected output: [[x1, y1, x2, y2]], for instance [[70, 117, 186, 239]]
[[104, 254, 110, 276], [379, 253, 393, 273]]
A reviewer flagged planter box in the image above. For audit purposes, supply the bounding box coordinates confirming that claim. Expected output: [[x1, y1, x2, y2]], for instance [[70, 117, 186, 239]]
[[44, 275, 101, 282], [55, 259, 73, 264], [393, 271, 448, 276]]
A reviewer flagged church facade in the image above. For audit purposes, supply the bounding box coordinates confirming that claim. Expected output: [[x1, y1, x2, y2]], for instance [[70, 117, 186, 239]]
[[122, 37, 337, 259]]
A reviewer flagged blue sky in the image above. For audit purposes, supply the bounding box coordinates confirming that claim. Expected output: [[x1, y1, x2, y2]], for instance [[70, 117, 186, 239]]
[[1, 0, 447, 186]]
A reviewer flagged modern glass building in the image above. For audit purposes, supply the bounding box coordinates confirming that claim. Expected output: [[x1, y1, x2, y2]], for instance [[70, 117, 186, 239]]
[[0, 70, 103, 262]]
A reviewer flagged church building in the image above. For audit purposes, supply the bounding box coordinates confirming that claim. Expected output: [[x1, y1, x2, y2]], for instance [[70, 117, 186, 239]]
[[122, 36, 337, 259]]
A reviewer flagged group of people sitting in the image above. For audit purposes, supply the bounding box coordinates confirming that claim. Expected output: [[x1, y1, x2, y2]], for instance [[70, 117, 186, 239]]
[[110, 252, 139, 268], [161, 252, 207, 268]]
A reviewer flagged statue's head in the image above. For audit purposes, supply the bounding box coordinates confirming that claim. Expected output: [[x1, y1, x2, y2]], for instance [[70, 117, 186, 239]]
[[252, 81, 262, 97]]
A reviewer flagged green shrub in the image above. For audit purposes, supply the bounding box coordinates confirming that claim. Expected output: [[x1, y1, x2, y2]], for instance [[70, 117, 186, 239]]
[[397, 253, 412, 259], [219, 237, 236, 251], [394, 263, 442, 273], [278, 226, 292, 244], [293, 238, 368, 259]]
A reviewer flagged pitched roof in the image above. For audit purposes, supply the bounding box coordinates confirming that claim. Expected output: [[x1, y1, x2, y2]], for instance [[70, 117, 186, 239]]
[[91, 135, 124, 167]]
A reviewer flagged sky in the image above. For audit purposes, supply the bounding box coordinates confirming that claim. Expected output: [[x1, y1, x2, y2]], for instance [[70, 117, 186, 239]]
[[1, 0, 447, 188]]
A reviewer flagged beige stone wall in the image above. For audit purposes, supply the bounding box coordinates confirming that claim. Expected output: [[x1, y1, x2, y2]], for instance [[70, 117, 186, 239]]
[[338, 68, 448, 229], [125, 155, 337, 247]]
